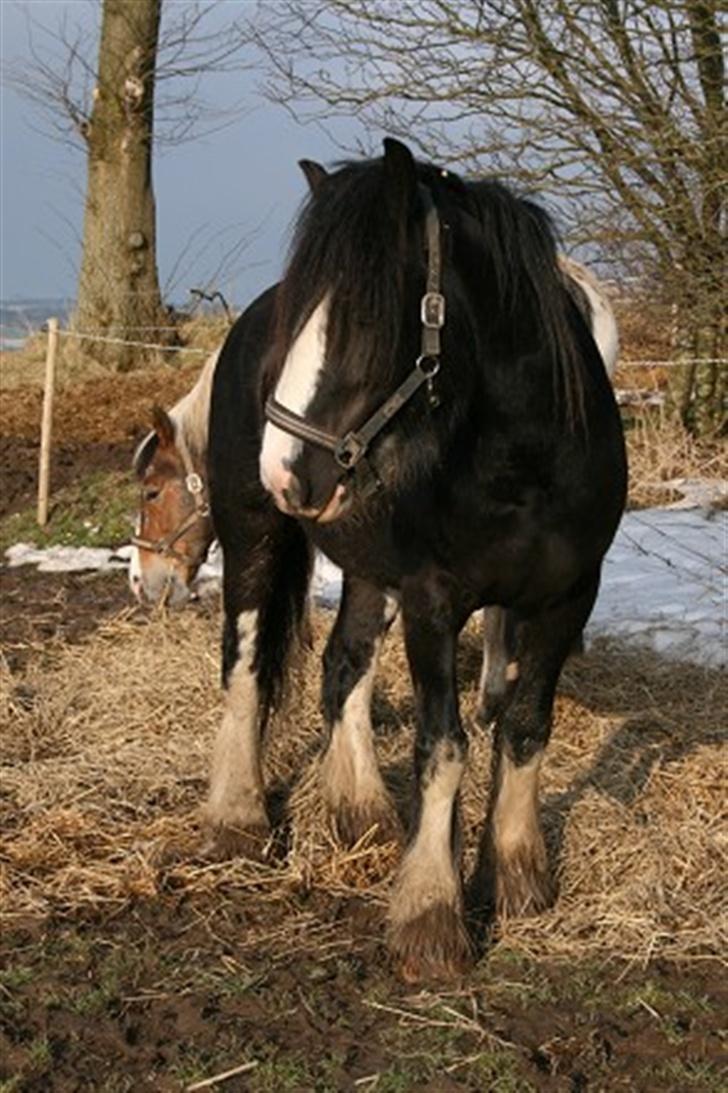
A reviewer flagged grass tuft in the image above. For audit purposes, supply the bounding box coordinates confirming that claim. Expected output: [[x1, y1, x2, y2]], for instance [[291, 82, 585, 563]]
[[0, 470, 136, 552]]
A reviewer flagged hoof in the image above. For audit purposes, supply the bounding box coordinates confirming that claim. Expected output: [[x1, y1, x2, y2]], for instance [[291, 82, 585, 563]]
[[495, 842, 555, 918], [200, 820, 272, 862], [329, 796, 402, 848], [388, 901, 474, 984]]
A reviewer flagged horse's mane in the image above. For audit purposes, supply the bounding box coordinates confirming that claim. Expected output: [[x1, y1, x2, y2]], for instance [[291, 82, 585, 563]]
[[267, 156, 587, 425], [132, 346, 219, 476], [463, 178, 585, 422]]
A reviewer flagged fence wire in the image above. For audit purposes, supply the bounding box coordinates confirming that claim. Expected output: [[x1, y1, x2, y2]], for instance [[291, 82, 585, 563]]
[[1, 321, 726, 369]]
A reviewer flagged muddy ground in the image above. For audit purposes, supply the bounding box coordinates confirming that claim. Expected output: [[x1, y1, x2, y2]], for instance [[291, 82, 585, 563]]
[[2, 366, 726, 1091]]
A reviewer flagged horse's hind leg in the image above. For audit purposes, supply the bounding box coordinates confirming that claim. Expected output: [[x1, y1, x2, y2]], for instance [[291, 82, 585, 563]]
[[320, 576, 400, 847], [476, 606, 518, 725], [479, 572, 600, 917], [203, 516, 310, 859]]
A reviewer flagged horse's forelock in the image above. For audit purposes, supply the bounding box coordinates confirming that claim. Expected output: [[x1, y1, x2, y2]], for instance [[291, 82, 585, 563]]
[[268, 159, 422, 391]]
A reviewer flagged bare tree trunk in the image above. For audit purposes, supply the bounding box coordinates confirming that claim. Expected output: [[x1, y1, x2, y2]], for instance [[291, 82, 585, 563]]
[[73, 0, 168, 371], [667, 294, 698, 427]]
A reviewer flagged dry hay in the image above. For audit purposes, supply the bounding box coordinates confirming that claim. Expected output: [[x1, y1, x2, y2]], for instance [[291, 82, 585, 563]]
[[624, 403, 728, 510], [1, 603, 726, 967]]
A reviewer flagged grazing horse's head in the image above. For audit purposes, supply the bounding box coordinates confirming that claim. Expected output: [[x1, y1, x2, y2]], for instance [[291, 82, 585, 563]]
[[260, 138, 461, 523], [130, 406, 212, 605]]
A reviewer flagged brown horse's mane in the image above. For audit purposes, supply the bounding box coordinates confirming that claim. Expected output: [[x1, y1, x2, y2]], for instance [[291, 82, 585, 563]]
[[132, 346, 219, 476]]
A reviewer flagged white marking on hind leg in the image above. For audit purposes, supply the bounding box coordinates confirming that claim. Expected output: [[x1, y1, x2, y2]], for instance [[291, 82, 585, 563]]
[[204, 610, 268, 833]]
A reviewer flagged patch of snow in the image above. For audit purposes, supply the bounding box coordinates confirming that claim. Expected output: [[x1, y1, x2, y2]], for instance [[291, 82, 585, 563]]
[[5, 542, 133, 573], [5, 509, 726, 667], [586, 509, 725, 666]]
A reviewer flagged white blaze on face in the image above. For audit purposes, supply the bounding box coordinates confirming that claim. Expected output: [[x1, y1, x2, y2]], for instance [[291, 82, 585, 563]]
[[259, 299, 329, 496]]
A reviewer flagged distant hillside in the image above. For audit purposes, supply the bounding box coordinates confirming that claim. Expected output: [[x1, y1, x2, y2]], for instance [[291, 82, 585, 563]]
[[0, 299, 73, 350]]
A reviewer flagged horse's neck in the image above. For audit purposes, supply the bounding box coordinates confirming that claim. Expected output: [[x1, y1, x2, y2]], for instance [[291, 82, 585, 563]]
[[170, 346, 219, 470]]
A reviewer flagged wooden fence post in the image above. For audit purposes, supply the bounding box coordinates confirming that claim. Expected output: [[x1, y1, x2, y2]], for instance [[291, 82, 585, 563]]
[[37, 317, 60, 527]]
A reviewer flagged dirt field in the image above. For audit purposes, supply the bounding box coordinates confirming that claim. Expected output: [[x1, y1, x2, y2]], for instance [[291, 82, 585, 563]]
[[1, 357, 726, 1091]]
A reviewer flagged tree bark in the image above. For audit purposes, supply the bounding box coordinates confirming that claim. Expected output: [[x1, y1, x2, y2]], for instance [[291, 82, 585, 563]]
[[73, 0, 167, 371]]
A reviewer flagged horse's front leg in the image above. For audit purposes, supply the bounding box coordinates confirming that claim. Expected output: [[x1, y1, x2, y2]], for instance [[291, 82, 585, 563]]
[[482, 573, 600, 916], [203, 517, 310, 859], [387, 576, 473, 983], [320, 576, 400, 846]]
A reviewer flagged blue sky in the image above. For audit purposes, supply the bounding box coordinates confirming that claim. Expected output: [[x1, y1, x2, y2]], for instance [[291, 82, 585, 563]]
[[0, 0, 364, 304]]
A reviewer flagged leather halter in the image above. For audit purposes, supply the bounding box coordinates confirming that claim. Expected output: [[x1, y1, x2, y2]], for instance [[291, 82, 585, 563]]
[[131, 429, 210, 565], [264, 187, 445, 488]]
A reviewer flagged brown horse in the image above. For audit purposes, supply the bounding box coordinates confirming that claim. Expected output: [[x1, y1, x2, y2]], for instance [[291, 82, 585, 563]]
[[129, 350, 216, 605]]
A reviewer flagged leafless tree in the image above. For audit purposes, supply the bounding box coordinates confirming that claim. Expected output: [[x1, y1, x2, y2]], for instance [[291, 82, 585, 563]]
[[8, 0, 249, 370], [251, 0, 725, 433]]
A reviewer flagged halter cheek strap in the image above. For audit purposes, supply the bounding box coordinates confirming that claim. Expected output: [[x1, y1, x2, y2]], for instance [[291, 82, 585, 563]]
[[264, 186, 445, 484]]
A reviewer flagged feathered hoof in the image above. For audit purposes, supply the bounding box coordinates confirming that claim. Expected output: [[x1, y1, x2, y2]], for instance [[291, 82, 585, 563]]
[[495, 844, 555, 918], [388, 901, 474, 984], [329, 796, 402, 849], [200, 819, 272, 862]]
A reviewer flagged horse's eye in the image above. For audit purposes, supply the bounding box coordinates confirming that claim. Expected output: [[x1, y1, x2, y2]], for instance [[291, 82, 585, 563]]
[[144, 487, 161, 502]]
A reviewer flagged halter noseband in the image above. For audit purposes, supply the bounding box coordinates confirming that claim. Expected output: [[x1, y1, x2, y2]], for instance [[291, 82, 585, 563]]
[[264, 187, 445, 489], [131, 429, 210, 565]]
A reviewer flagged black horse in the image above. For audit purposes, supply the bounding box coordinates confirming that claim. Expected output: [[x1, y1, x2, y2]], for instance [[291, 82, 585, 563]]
[[205, 139, 627, 982]]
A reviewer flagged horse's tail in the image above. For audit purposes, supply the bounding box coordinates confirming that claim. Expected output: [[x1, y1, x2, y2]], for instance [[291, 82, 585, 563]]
[[254, 517, 314, 728]]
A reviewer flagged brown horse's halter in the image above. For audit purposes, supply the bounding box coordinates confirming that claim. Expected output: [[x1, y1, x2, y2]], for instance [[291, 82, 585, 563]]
[[264, 187, 445, 493], [131, 430, 210, 565]]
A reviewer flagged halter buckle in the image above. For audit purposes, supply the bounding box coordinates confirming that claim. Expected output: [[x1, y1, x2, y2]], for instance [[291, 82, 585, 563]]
[[335, 432, 367, 469], [421, 292, 445, 329], [186, 472, 204, 495]]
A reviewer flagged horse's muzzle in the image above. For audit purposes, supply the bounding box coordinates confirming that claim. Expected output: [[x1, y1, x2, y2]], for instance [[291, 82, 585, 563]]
[[273, 478, 350, 523]]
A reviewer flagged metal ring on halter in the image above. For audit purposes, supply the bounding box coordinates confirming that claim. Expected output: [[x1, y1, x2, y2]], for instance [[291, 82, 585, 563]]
[[416, 355, 441, 377], [334, 432, 367, 469]]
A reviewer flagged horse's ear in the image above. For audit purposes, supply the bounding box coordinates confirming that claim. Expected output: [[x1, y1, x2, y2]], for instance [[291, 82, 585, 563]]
[[299, 159, 327, 193], [151, 405, 175, 448], [382, 137, 417, 215]]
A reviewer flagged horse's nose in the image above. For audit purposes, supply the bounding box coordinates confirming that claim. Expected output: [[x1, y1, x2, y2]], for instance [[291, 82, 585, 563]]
[[282, 474, 310, 512]]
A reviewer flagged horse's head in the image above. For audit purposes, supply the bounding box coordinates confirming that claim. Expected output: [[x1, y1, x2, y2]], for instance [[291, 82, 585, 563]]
[[130, 406, 212, 605], [260, 138, 454, 524]]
